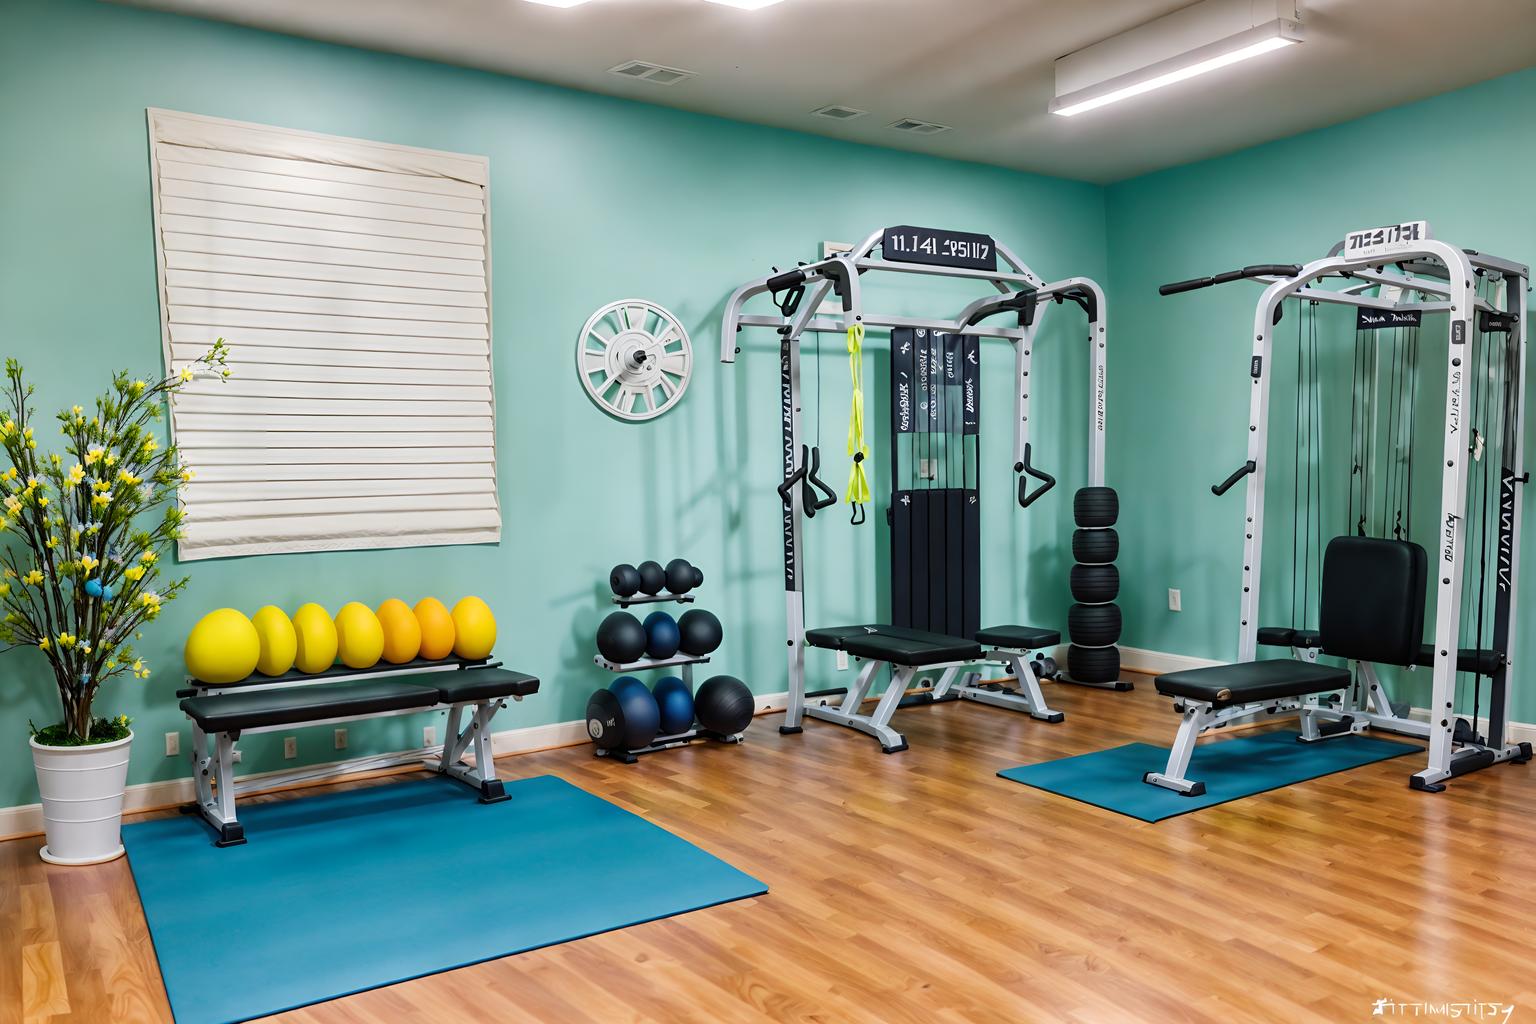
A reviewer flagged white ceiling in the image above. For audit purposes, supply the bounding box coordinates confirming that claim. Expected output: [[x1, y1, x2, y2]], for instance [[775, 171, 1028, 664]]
[[120, 0, 1536, 183]]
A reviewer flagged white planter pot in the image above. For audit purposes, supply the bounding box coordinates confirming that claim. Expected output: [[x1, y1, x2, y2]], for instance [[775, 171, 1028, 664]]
[[29, 731, 133, 865]]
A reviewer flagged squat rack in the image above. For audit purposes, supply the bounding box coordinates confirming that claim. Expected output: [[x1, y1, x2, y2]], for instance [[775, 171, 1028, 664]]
[[1164, 221, 1530, 791], [720, 226, 1109, 735]]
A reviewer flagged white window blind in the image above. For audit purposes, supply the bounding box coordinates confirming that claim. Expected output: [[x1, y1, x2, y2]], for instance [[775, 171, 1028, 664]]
[[146, 109, 498, 560]]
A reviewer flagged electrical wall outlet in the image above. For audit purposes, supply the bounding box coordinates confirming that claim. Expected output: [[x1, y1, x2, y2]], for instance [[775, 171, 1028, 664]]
[[423, 725, 436, 746], [283, 736, 297, 759], [836, 649, 849, 671], [164, 732, 179, 757], [232, 749, 242, 764], [1168, 588, 1182, 612], [334, 728, 347, 751]]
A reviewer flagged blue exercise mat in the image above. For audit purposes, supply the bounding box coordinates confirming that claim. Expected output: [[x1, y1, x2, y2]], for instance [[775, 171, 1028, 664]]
[[124, 775, 767, 1024], [998, 731, 1419, 822]]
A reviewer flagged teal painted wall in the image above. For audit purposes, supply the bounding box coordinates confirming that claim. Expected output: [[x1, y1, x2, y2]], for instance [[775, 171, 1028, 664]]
[[0, 0, 1106, 808], [1106, 68, 1536, 721]]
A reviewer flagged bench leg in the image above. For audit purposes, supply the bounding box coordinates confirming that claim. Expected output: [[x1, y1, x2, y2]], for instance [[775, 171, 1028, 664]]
[[804, 661, 910, 753], [191, 729, 246, 847], [1144, 702, 1215, 796], [434, 701, 510, 803], [951, 651, 1064, 722]]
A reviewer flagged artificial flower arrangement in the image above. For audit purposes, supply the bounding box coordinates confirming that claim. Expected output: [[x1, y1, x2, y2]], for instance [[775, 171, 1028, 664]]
[[0, 341, 229, 745]]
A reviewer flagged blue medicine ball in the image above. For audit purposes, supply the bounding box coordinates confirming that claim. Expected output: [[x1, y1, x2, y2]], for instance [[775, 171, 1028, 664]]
[[643, 611, 681, 660], [651, 675, 695, 736], [606, 675, 660, 749]]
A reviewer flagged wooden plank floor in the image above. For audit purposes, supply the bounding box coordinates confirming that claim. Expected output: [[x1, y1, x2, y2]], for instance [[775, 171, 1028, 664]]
[[4, 673, 1534, 1023]]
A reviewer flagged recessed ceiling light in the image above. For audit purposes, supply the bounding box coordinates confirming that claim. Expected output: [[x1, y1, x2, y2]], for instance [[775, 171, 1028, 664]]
[[702, 0, 787, 9]]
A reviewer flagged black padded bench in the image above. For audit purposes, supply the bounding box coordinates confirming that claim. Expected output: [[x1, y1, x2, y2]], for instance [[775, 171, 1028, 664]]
[[181, 665, 539, 846], [792, 622, 1063, 753], [1145, 536, 1425, 795]]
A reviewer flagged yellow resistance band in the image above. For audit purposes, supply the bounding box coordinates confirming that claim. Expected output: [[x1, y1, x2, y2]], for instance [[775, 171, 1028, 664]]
[[845, 323, 870, 521]]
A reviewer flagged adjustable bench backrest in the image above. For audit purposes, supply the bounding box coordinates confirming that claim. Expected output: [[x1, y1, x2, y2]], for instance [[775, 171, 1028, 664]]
[[1318, 536, 1428, 667]]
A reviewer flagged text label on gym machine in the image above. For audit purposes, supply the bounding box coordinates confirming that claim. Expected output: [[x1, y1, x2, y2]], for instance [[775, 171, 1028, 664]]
[[1356, 309, 1423, 330], [882, 225, 997, 272], [1343, 220, 1430, 260]]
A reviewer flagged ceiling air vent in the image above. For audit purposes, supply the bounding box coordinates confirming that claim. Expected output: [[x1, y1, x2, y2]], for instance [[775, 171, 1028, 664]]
[[811, 104, 868, 121], [887, 117, 950, 136], [607, 60, 696, 86]]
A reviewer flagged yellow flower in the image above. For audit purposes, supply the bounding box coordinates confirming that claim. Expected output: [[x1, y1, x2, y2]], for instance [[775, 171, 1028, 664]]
[[178, 366, 195, 383], [0, 583, 8, 596], [21, 569, 43, 585], [180, 468, 195, 483], [80, 644, 91, 655], [78, 554, 99, 575], [140, 592, 160, 609], [4, 496, 20, 515], [124, 565, 145, 582], [57, 632, 76, 648], [45, 535, 57, 549], [92, 493, 111, 508], [71, 405, 82, 417], [37, 497, 46, 508], [132, 659, 143, 672], [38, 637, 50, 651], [66, 464, 84, 486], [130, 379, 146, 395], [117, 469, 141, 486], [22, 427, 32, 440], [142, 438, 158, 456], [139, 551, 157, 564], [85, 447, 104, 465], [104, 452, 117, 467]]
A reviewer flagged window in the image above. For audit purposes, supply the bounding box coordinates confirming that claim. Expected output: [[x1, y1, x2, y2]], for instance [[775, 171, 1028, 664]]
[[146, 109, 498, 560]]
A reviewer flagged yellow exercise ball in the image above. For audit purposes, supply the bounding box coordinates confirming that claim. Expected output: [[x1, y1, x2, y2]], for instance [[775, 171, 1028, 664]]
[[335, 602, 385, 670], [376, 598, 422, 664], [451, 596, 497, 660], [292, 603, 338, 674], [184, 608, 260, 684], [414, 597, 456, 660], [251, 605, 297, 677]]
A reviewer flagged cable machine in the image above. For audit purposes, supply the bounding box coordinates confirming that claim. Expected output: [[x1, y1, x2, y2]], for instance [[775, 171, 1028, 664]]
[[720, 225, 1121, 753], [1149, 221, 1531, 793]]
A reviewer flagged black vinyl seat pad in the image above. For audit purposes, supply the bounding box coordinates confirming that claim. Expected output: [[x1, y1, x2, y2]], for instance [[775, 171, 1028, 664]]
[[432, 669, 540, 704], [1154, 659, 1350, 708], [974, 625, 1060, 650], [180, 669, 542, 734], [182, 679, 440, 733], [804, 624, 982, 666]]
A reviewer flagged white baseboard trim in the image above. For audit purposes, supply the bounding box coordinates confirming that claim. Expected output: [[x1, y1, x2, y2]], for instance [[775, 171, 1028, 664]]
[[0, 690, 794, 841], [1114, 645, 1223, 676]]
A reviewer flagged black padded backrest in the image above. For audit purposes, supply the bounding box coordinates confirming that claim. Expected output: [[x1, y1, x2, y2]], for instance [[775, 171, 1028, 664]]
[[1318, 536, 1427, 666]]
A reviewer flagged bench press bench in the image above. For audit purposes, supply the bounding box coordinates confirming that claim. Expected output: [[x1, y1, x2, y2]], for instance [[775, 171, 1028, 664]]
[[794, 622, 1063, 753], [1144, 536, 1424, 795], [179, 660, 538, 846]]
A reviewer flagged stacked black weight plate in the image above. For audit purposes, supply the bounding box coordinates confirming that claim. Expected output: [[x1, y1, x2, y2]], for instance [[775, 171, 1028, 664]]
[[1068, 487, 1122, 685]]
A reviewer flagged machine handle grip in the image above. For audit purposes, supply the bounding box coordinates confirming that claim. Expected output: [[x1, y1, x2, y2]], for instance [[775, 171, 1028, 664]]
[[1160, 264, 1303, 296], [803, 445, 839, 516], [1017, 443, 1056, 509], [767, 268, 808, 293], [1212, 460, 1257, 496]]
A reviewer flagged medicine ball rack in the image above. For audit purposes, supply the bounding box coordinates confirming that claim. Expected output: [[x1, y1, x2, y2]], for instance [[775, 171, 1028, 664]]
[[589, 592, 745, 764]]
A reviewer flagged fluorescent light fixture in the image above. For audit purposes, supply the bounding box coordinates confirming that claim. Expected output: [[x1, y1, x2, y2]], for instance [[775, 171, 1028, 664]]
[[1051, 0, 1304, 117], [702, 0, 787, 8]]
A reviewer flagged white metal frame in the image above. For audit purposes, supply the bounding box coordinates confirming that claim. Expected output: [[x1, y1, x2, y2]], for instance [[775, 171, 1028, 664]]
[[1167, 228, 1532, 793], [720, 227, 1110, 750]]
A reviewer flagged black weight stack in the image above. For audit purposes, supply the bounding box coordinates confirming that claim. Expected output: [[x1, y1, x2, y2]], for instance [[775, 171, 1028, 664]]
[[1065, 487, 1131, 690]]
